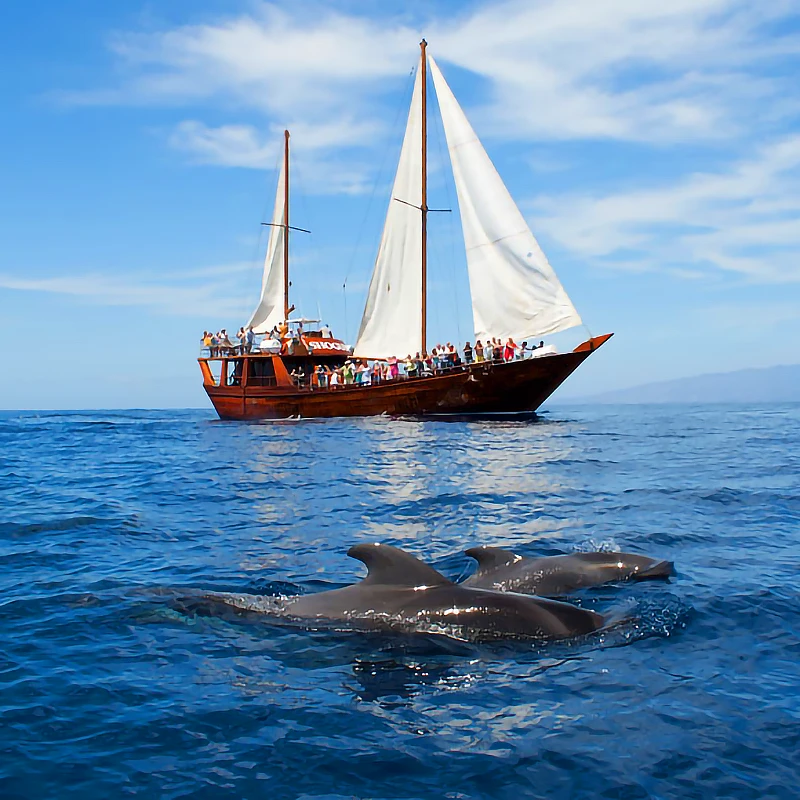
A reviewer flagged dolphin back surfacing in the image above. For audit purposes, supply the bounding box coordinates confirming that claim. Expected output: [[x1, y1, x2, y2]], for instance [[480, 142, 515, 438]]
[[463, 545, 674, 596], [183, 543, 605, 642]]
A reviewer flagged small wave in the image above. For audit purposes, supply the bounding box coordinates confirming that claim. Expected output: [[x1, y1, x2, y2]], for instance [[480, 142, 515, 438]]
[[597, 593, 692, 647], [0, 516, 111, 536]]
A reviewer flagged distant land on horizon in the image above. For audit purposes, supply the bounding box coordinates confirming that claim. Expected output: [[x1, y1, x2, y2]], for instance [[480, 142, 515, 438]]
[[558, 363, 800, 404]]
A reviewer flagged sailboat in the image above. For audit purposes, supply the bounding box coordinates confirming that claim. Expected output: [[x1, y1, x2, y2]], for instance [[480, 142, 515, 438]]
[[199, 41, 611, 420]]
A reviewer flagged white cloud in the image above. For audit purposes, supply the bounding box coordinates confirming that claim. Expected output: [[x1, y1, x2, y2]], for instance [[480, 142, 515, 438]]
[[169, 121, 277, 168], [0, 265, 254, 319], [60, 0, 800, 152], [104, 7, 416, 114], [532, 134, 800, 282], [436, 0, 800, 142], [50, 0, 800, 286], [169, 118, 380, 193]]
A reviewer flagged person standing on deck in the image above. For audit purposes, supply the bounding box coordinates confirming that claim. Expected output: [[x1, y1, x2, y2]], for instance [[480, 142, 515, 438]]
[[504, 338, 517, 362], [474, 340, 484, 362], [463, 342, 473, 364]]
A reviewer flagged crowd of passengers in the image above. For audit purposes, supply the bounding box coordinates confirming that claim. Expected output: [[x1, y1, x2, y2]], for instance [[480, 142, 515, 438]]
[[201, 321, 338, 357], [201, 327, 256, 357], [201, 326, 550, 388], [289, 338, 548, 389]]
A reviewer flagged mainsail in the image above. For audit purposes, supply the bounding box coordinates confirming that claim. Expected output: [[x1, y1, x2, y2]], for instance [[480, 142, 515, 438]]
[[247, 158, 286, 334], [353, 68, 424, 359], [428, 55, 582, 344]]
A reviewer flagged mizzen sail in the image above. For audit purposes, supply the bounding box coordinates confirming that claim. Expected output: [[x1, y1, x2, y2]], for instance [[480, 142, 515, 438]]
[[353, 68, 424, 359], [428, 55, 582, 344], [247, 158, 286, 334]]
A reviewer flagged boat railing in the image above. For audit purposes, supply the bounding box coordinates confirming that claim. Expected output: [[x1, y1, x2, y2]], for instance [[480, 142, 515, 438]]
[[203, 350, 540, 389], [200, 345, 254, 358], [292, 359, 505, 390]]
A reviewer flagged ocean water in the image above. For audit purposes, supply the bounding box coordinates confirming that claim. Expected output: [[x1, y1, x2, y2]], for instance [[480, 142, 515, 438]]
[[1, 404, 798, 799]]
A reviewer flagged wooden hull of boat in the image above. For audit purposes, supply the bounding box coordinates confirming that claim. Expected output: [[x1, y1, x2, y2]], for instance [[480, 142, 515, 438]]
[[202, 334, 611, 420]]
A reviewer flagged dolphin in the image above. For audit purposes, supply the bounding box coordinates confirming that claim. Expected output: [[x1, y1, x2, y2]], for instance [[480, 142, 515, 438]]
[[463, 546, 673, 596], [177, 543, 606, 642]]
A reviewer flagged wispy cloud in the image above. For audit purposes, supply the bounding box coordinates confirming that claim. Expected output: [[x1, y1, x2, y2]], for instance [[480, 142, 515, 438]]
[[533, 134, 800, 282], [59, 0, 800, 146], [169, 119, 380, 193], [50, 0, 800, 287], [437, 0, 800, 143], [0, 265, 254, 320]]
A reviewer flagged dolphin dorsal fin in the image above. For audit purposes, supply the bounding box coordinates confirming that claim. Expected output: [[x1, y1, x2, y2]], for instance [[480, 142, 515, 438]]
[[465, 545, 520, 572], [348, 543, 452, 587]]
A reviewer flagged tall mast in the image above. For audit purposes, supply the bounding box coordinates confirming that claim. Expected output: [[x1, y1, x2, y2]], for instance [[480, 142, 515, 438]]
[[283, 129, 290, 322], [420, 39, 428, 354]]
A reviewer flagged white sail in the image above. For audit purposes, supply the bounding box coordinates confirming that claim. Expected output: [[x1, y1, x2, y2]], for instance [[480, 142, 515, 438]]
[[247, 159, 286, 334], [353, 68, 423, 359], [428, 55, 582, 344]]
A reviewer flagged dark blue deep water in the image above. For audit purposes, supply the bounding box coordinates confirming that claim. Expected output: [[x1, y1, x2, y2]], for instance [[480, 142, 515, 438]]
[[1, 405, 799, 799]]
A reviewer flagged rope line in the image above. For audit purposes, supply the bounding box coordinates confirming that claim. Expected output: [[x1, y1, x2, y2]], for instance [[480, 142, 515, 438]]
[[341, 65, 418, 340]]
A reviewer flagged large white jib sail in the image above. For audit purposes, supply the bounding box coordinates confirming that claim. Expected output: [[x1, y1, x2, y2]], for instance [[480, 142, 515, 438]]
[[247, 158, 286, 334], [428, 55, 582, 344], [353, 68, 424, 359]]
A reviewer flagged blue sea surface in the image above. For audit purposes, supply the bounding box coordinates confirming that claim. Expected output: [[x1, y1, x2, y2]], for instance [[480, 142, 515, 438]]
[[1, 404, 798, 799]]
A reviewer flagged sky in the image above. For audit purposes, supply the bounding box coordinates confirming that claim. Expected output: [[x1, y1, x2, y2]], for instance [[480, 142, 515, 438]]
[[1, 0, 799, 409]]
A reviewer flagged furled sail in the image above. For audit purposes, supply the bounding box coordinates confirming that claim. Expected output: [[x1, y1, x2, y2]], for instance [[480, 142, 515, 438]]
[[428, 55, 582, 344], [353, 68, 423, 359], [247, 159, 286, 334]]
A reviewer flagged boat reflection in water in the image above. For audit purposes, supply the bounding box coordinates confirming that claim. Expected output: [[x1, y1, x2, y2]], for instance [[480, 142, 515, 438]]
[[199, 40, 611, 420]]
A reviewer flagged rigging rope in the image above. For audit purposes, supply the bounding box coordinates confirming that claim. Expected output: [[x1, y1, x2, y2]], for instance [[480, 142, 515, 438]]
[[340, 65, 418, 342], [293, 148, 315, 320], [431, 87, 463, 347], [242, 150, 282, 325]]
